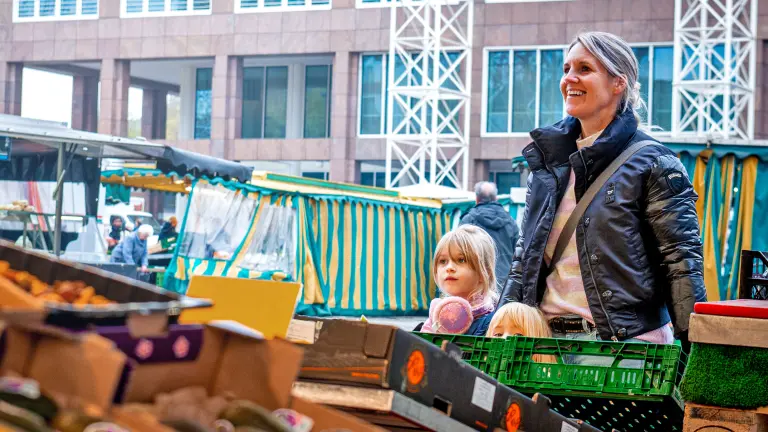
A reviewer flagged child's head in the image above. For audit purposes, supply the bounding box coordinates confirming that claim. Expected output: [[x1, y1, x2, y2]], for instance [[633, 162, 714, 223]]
[[433, 225, 497, 303], [486, 302, 552, 338]]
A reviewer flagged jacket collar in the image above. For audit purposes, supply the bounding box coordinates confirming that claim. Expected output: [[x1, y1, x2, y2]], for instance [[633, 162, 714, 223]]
[[522, 109, 639, 172]]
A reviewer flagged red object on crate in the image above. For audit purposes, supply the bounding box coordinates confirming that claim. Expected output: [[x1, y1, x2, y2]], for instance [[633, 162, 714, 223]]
[[694, 299, 768, 319]]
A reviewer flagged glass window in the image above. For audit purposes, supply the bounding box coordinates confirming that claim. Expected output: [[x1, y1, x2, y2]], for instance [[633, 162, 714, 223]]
[[632, 47, 650, 122], [39, 0, 55, 15], [60, 0, 76, 15], [122, 0, 209, 15], [485, 48, 565, 134], [304, 65, 332, 138], [148, 0, 165, 11], [511, 50, 536, 132], [242, 67, 265, 139], [360, 55, 385, 135], [126, 0, 143, 12], [193, 0, 209, 9], [18, 0, 34, 16], [491, 172, 521, 194], [486, 51, 510, 133], [652, 46, 673, 131], [81, 0, 98, 14], [194, 68, 212, 139], [538, 49, 564, 128], [264, 67, 288, 139], [302, 171, 328, 180]]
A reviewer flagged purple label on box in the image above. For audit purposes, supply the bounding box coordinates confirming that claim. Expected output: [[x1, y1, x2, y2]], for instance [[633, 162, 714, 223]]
[[95, 324, 204, 364]]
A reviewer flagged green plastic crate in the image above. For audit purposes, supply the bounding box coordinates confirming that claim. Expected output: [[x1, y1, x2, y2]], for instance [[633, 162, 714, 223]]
[[414, 333, 686, 432], [415, 333, 504, 376], [498, 337, 681, 401]]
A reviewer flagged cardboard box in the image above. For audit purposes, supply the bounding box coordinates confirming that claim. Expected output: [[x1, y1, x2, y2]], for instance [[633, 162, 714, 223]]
[[0, 239, 210, 328], [0, 322, 128, 413], [297, 318, 598, 432]]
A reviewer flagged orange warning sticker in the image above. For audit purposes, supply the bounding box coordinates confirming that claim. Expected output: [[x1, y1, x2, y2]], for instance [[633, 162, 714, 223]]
[[406, 349, 426, 386], [505, 403, 521, 432]]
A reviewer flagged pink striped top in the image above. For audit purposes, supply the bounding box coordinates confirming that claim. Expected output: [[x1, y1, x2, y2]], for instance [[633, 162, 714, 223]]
[[538, 130, 674, 344]]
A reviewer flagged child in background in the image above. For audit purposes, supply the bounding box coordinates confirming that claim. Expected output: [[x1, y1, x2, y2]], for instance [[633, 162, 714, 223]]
[[486, 302, 556, 363], [420, 225, 498, 336]]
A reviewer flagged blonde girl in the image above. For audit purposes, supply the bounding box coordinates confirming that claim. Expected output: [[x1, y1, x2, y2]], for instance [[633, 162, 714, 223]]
[[419, 225, 498, 336], [486, 303, 557, 363]]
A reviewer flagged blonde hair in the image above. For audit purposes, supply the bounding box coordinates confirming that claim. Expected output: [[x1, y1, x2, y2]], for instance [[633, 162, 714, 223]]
[[486, 302, 556, 363], [433, 225, 498, 304]]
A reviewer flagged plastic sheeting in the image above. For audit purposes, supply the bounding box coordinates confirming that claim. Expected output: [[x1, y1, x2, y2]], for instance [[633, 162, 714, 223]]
[[239, 204, 296, 274]]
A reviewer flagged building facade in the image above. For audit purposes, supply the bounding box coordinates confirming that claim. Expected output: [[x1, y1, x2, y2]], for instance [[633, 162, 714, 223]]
[[1, 0, 767, 191]]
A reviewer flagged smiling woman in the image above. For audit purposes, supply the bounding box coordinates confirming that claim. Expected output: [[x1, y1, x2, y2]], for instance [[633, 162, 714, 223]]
[[498, 32, 707, 358]]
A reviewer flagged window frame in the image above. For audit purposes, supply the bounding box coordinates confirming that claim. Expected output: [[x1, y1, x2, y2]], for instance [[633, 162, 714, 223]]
[[13, 0, 98, 22], [120, 0, 211, 18], [481, 42, 675, 138], [357, 52, 389, 138], [240, 56, 333, 140], [235, 0, 331, 13]]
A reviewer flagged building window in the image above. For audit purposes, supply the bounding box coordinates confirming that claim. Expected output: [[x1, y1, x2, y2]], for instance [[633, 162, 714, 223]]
[[632, 45, 674, 132], [237, 0, 330, 12], [241, 66, 289, 139], [302, 171, 329, 180], [484, 44, 675, 135], [194, 68, 212, 140], [122, 0, 210, 17], [484, 48, 565, 135], [489, 171, 521, 194], [304, 65, 332, 139], [358, 52, 461, 137], [15, 0, 97, 21]]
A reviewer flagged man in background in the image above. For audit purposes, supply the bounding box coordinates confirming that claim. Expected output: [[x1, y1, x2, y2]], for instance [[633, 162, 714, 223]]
[[460, 181, 519, 291]]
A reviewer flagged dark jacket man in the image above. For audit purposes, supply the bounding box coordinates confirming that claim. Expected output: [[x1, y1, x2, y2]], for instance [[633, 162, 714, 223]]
[[460, 181, 520, 291]]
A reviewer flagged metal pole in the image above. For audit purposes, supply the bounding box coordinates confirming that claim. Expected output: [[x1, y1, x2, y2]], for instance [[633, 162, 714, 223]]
[[53, 143, 64, 256]]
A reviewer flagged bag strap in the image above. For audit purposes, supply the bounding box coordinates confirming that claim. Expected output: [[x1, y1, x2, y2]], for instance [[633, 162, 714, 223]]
[[549, 140, 660, 267]]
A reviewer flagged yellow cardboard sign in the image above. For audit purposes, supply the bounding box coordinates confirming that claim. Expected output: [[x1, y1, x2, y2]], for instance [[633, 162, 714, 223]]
[[179, 275, 300, 339]]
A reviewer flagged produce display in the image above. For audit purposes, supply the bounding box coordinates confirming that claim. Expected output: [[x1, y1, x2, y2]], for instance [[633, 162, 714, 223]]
[[0, 261, 114, 306]]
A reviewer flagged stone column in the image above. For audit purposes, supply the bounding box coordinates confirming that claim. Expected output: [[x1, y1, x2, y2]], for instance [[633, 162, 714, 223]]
[[141, 89, 168, 139], [211, 55, 242, 159], [471, 159, 490, 189], [71, 75, 99, 132], [329, 51, 357, 183], [98, 59, 131, 136], [0, 62, 23, 115]]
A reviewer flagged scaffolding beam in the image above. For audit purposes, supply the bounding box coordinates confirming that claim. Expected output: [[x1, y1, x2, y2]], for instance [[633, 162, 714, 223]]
[[385, 0, 473, 190], [672, 0, 757, 140]]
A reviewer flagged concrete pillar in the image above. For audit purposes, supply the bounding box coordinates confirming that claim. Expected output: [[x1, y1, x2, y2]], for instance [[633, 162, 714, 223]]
[[98, 59, 131, 136], [141, 89, 168, 139], [211, 55, 242, 159], [471, 159, 490, 189], [329, 51, 355, 183], [71, 75, 99, 132], [0, 63, 23, 115]]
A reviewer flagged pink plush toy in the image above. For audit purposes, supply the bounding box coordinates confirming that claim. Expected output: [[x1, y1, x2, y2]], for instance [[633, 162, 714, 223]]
[[422, 297, 474, 334]]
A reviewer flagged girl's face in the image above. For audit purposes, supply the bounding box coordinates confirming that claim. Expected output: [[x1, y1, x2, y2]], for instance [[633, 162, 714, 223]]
[[489, 321, 524, 338], [560, 43, 623, 123], [435, 245, 483, 299]]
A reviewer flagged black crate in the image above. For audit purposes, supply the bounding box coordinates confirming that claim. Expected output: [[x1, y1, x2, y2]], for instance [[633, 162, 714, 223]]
[[0, 239, 211, 328], [739, 250, 768, 300]]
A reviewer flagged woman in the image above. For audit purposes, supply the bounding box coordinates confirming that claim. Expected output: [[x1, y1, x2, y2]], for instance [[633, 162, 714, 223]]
[[158, 216, 178, 242], [498, 32, 706, 352], [110, 224, 153, 273], [106, 215, 126, 253]]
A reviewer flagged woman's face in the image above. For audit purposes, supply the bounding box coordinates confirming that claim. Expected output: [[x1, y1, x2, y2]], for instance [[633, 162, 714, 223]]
[[560, 43, 623, 122]]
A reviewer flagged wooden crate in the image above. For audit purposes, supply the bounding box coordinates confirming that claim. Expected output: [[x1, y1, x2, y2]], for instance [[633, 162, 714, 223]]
[[684, 403, 768, 432]]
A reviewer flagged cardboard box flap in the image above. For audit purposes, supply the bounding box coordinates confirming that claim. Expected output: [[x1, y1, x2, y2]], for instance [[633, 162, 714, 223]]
[[289, 396, 386, 432], [213, 336, 303, 411], [0, 325, 127, 412], [316, 319, 368, 349]]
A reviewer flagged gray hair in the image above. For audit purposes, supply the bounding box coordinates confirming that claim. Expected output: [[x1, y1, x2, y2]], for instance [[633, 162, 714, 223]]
[[474, 181, 498, 203], [569, 32, 647, 126]]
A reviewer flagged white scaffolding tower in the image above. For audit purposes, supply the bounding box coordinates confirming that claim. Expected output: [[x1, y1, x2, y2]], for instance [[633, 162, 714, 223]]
[[672, 0, 757, 140], [384, 0, 473, 190]]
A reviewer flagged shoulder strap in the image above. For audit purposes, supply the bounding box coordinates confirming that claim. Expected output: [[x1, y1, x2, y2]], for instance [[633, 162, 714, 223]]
[[549, 140, 660, 267]]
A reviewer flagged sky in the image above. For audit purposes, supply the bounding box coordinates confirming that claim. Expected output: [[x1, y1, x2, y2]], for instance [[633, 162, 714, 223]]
[[21, 68, 144, 128]]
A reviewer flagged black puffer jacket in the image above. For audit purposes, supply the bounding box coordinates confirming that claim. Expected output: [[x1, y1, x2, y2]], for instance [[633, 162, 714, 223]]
[[460, 202, 519, 290], [499, 110, 707, 342]]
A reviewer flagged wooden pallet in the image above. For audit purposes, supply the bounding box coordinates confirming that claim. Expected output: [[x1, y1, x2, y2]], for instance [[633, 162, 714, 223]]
[[684, 403, 768, 432]]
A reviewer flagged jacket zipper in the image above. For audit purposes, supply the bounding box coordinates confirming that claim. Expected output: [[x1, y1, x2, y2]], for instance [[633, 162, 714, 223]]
[[581, 224, 618, 341]]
